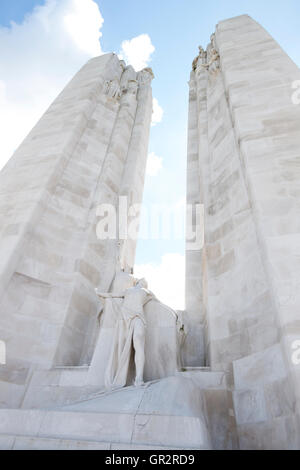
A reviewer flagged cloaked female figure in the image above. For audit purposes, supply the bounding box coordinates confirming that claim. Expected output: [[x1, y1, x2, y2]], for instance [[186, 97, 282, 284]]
[[95, 277, 155, 388]]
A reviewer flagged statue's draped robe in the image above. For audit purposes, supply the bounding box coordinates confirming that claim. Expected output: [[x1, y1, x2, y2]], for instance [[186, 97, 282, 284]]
[[104, 292, 151, 389], [104, 298, 134, 388], [87, 290, 182, 388]]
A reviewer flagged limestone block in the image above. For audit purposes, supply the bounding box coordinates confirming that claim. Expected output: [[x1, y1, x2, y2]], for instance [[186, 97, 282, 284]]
[[233, 344, 287, 390], [264, 378, 295, 419], [233, 388, 268, 425], [238, 414, 300, 450]]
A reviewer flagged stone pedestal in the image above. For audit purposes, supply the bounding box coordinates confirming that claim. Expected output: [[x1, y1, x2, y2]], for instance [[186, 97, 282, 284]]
[[0, 374, 232, 450]]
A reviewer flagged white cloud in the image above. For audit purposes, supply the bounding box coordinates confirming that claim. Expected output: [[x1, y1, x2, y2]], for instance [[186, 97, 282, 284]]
[[63, 0, 104, 56], [152, 97, 163, 126], [119, 33, 155, 71], [119, 34, 163, 126], [134, 253, 185, 310], [0, 80, 6, 105], [0, 0, 104, 169], [146, 152, 163, 177]]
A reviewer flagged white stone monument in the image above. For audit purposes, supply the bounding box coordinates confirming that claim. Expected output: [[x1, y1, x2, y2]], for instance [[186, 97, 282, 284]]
[[0, 51, 213, 451], [0, 14, 300, 450]]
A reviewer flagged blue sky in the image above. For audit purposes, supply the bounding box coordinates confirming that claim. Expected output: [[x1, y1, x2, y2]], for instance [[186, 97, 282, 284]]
[[0, 0, 300, 307]]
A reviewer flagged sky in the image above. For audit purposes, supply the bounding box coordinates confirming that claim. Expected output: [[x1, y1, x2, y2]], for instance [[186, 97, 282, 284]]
[[0, 0, 300, 309]]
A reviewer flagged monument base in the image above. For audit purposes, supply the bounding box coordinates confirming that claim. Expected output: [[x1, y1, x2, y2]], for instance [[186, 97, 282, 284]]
[[0, 373, 233, 450]]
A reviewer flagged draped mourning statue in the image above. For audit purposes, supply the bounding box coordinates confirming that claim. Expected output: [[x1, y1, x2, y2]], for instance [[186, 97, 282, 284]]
[[95, 275, 156, 388]]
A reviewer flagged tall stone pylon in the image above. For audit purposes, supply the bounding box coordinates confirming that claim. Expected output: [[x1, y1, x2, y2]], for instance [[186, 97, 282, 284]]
[[186, 14, 300, 448], [0, 53, 154, 406]]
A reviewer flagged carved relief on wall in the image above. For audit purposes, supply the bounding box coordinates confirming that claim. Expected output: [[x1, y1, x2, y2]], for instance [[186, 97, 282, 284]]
[[192, 45, 209, 77], [104, 78, 121, 100], [192, 38, 220, 76], [207, 33, 220, 74], [208, 49, 220, 74], [192, 46, 207, 71]]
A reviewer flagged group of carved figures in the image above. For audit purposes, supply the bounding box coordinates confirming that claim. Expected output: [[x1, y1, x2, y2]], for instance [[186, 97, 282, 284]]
[[104, 78, 139, 100], [192, 33, 220, 74], [104, 64, 154, 101]]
